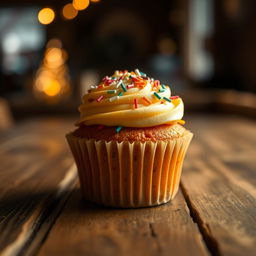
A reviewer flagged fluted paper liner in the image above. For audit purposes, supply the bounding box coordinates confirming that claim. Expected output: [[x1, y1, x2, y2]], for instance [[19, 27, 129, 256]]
[[66, 132, 193, 208]]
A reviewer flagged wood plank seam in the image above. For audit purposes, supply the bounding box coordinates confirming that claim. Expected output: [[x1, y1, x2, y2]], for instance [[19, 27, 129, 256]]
[[0, 164, 77, 256], [180, 183, 221, 256], [148, 223, 162, 254]]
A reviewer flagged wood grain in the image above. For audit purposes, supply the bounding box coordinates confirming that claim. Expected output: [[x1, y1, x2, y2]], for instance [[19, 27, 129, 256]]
[[0, 118, 77, 256], [181, 115, 256, 256], [0, 115, 255, 256], [38, 189, 208, 256]]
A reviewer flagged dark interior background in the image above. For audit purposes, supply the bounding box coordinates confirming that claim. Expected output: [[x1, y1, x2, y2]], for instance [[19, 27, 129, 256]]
[[0, 0, 255, 121]]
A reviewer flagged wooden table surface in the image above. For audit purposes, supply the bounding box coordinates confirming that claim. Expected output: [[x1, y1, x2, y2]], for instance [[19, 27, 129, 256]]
[[0, 115, 255, 256]]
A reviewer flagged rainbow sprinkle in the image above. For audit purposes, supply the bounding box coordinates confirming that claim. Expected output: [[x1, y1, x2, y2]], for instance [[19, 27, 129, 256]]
[[107, 90, 117, 94], [133, 98, 138, 109], [154, 80, 160, 87], [135, 69, 140, 76], [96, 95, 104, 102], [121, 82, 127, 92], [153, 92, 161, 99], [118, 91, 123, 96], [116, 126, 123, 133], [170, 96, 179, 100], [140, 71, 147, 77], [127, 84, 135, 89], [158, 88, 165, 93], [142, 96, 152, 105], [163, 97, 171, 102], [102, 76, 109, 82], [116, 80, 122, 88]]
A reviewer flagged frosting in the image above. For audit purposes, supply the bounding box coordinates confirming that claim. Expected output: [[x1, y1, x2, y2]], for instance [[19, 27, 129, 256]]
[[76, 70, 184, 127]]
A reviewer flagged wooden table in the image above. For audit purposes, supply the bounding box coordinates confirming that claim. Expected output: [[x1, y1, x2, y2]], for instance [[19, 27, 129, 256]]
[[0, 115, 255, 256]]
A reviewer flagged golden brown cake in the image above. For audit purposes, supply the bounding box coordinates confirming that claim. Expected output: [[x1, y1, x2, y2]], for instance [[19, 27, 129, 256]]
[[66, 69, 193, 208]]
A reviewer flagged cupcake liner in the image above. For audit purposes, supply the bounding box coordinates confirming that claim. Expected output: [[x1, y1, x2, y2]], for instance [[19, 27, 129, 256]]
[[66, 132, 193, 208]]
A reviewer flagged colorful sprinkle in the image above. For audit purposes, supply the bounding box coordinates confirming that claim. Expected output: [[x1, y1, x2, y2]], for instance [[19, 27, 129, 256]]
[[109, 96, 119, 102], [107, 90, 117, 94], [161, 84, 166, 89], [90, 85, 96, 89], [118, 91, 123, 96], [153, 92, 161, 99], [136, 83, 146, 88], [96, 95, 104, 102], [154, 80, 160, 87], [140, 71, 147, 77], [118, 75, 124, 81], [170, 96, 179, 99], [121, 82, 127, 92], [127, 84, 135, 89], [116, 80, 122, 88], [102, 76, 109, 82], [142, 96, 152, 105], [132, 76, 142, 82], [135, 69, 141, 76], [163, 97, 171, 102], [116, 126, 123, 133], [133, 98, 138, 109], [158, 88, 165, 93], [106, 79, 114, 85]]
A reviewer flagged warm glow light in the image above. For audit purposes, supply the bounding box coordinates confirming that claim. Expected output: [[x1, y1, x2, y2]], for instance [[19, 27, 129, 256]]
[[73, 0, 90, 10], [45, 48, 63, 68], [90, 0, 101, 2], [34, 39, 71, 103], [62, 3, 78, 20], [44, 79, 61, 96], [38, 8, 55, 25], [47, 38, 62, 48]]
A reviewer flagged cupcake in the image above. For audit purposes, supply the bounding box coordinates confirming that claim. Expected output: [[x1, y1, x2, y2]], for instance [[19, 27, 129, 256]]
[[66, 69, 193, 208]]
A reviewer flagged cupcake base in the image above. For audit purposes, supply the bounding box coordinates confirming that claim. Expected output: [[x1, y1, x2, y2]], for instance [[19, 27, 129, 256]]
[[66, 132, 193, 208]]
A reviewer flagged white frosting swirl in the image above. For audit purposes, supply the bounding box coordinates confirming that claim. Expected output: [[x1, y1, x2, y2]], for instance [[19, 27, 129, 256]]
[[76, 70, 184, 127]]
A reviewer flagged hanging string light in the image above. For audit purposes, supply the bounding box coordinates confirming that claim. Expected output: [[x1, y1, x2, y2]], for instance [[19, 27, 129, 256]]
[[73, 0, 90, 11], [62, 3, 78, 20], [38, 8, 55, 25]]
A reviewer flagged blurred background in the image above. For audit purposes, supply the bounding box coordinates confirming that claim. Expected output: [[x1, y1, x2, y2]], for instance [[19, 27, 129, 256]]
[[0, 0, 255, 129]]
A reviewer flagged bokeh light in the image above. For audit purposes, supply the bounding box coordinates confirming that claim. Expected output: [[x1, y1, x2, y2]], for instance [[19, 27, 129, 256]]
[[42, 79, 61, 96], [38, 8, 55, 25], [62, 3, 78, 20], [47, 38, 62, 49], [73, 0, 90, 11], [34, 39, 71, 103]]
